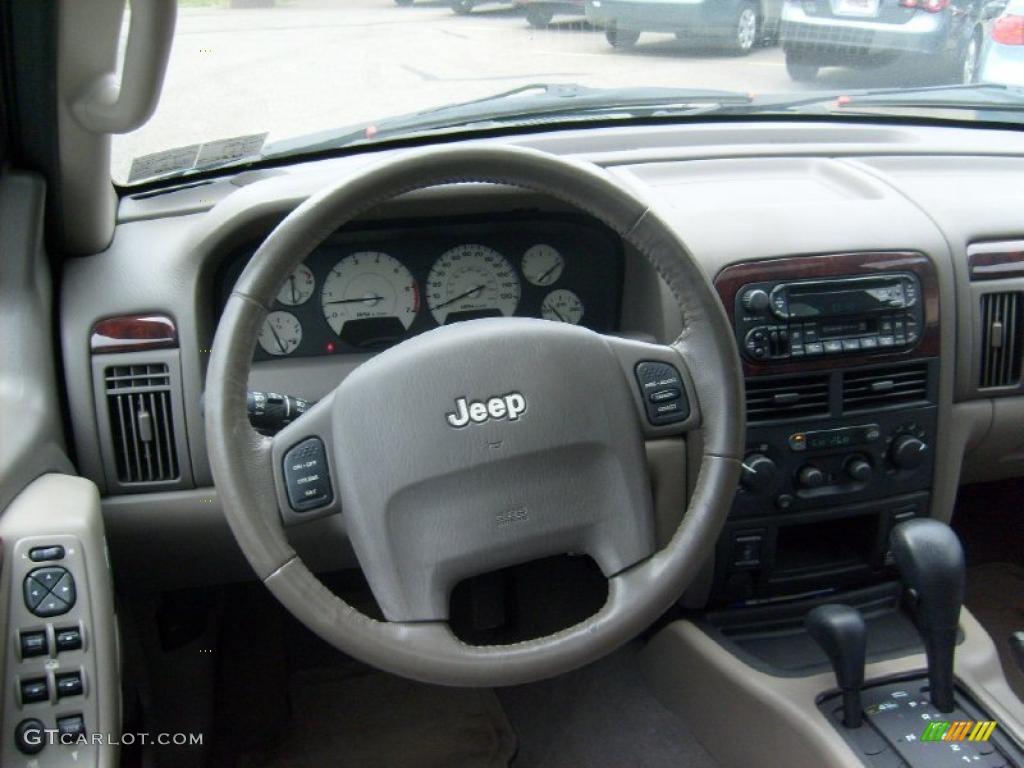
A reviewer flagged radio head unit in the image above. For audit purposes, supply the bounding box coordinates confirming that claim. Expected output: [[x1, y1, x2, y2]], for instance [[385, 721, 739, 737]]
[[735, 274, 923, 362]]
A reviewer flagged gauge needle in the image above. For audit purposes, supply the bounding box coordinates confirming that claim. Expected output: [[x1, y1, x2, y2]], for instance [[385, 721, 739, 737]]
[[545, 303, 567, 323], [535, 263, 560, 284], [268, 322, 287, 354], [289, 275, 297, 304], [433, 285, 484, 310], [325, 295, 384, 305]]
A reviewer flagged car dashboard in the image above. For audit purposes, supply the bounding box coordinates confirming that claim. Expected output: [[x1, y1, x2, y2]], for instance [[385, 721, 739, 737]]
[[56, 120, 1024, 601]]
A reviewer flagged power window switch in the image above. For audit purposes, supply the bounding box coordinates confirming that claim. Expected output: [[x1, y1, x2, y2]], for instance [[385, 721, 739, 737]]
[[20, 630, 49, 659], [20, 677, 50, 704], [57, 714, 86, 739], [55, 627, 83, 653], [55, 671, 83, 699]]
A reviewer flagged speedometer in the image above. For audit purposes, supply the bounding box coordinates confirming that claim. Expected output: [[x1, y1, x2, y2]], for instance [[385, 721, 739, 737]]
[[320, 252, 419, 338], [426, 244, 520, 325]]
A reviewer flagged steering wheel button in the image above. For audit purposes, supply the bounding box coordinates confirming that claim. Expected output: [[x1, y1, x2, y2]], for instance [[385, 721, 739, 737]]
[[283, 438, 334, 512], [648, 388, 680, 404]]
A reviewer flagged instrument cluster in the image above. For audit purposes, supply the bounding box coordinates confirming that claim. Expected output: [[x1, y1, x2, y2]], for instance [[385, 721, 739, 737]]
[[219, 213, 624, 361]]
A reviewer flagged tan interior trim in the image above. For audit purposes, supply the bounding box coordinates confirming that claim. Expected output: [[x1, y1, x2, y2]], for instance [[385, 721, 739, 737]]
[[640, 610, 1024, 768]]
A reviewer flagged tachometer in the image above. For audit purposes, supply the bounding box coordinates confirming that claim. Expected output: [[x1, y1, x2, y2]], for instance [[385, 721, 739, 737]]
[[521, 244, 564, 287], [258, 311, 303, 356], [276, 264, 315, 306], [426, 244, 520, 325], [320, 252, 419, 338], [541, 289, 584, 325]]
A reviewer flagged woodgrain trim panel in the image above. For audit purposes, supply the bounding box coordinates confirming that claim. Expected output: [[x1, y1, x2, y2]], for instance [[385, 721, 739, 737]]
[[714, 252, 940, 376], [90, 314, 178, 353], [967, 241, 1024, 281]]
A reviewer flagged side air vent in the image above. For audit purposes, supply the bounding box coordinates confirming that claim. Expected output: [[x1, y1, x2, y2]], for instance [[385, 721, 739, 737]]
[[979, 292, 1023, 389], [746, 374, 830, 423], [842, 364, 929, 411], [104, 364, 180, 484]]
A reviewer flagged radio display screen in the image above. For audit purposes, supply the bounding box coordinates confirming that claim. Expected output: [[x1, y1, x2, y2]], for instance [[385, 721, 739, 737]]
[[788, 288, 885, 318]]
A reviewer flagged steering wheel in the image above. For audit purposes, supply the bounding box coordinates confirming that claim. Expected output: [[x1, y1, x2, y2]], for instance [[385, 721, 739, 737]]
[[205, 145, 744, 687]]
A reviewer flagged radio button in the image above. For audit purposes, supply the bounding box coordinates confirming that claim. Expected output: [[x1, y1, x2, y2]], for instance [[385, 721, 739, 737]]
[[803, 325, 819, 342], [842, 339, 861, 352], [805, 342, 823, 355], [860, 337, 879, 350], [790, 345, 805, 357], [824, 340, 843, 354], [879, 318, 893, 333], [878, 336, 895, 347]]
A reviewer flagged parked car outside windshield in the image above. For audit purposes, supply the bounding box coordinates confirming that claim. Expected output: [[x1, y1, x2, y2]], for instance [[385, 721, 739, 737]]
[[111, 0, 1024, 185]]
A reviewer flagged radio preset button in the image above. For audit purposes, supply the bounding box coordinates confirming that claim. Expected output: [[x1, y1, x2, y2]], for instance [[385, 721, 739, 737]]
[[878, 336, 895, 347], [841, 339, 861, 352], [804, 342, 823, 355], [860, 337, 879, 350], [823, 341, 843, 354]]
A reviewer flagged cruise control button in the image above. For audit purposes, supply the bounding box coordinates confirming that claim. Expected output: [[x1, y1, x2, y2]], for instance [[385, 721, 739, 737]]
[[283, 438, 333, 512], [648, 388, 680, 404], [634, 361, 689, 426], [20, 630, 48, 659]]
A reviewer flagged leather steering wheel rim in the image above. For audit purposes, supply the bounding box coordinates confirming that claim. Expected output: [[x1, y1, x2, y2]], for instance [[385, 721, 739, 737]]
[[205, 144, 744, 687]]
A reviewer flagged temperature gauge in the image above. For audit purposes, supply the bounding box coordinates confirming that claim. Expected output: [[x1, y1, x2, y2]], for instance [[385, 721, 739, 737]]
[[276, 264, 315, 306], [521, 244, 564, 286]]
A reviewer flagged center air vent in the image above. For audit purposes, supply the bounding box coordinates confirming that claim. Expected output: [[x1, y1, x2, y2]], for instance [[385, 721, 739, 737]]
[[104, 364, 180, 484], [746, 374, 830, 423], [979, 292, 1022, 389], [842, 364, 929, 412]]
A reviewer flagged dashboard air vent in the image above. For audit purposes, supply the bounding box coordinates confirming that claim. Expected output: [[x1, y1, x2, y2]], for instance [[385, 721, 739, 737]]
[[746, 374, 830, 423], [842, 364, 929, 411], [104, 364, 180, 484], [979, 292, 1023, 389]]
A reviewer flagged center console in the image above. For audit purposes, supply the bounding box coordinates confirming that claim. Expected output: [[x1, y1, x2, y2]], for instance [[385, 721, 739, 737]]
[[710, 252, 942, 608]]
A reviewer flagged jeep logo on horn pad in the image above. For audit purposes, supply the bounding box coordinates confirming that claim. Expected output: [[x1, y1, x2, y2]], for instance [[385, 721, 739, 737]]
[[446, 393, 526, 428]]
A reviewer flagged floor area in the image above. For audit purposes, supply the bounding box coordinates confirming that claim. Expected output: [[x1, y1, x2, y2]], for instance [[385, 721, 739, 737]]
[[952, 478, 1024, 701]]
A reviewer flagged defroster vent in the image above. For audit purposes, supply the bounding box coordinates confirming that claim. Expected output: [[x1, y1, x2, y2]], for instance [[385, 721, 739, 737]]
[[746, 374, 830, 423], [105, 364, 180, 483]]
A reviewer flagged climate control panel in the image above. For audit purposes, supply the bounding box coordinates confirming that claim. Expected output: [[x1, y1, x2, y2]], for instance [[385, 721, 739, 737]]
[[733, 407, 936, 519]]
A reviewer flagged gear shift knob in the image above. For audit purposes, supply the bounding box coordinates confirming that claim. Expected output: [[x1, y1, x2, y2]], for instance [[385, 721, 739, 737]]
[[806, 604, 866, 728], [890, 518, 965, 713]]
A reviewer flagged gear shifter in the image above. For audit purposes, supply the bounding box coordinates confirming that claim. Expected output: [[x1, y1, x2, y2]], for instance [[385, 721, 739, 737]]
[[890, 518, 965, 713], [806, 604, 866, 728]]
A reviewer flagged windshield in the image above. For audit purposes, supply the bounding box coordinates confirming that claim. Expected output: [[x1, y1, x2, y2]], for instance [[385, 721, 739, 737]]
[[113, 0, 1024, 185]]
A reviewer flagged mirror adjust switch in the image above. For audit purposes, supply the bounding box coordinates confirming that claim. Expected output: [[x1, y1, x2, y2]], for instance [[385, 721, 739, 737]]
[[283, 438, 334, 512], [635, 362, 690, 426]]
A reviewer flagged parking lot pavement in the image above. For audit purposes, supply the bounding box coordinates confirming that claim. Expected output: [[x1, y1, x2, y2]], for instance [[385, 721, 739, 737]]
[[112, 0, 947, 181]]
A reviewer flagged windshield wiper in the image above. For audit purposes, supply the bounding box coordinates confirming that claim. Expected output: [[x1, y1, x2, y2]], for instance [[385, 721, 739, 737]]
[[746, 83, 1024, 116], [262, 83, 754, 158]]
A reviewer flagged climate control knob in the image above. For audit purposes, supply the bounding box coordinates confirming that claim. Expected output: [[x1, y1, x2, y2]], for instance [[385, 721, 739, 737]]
[[741, 289, 771, 313], [741, 453, 778, 493], [890, 435, 928, 469], [797, 465, 826, 489], [845, 456, 873, 482]]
